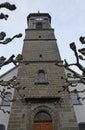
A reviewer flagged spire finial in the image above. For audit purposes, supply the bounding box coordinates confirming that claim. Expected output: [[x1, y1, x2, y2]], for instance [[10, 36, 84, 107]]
[[38, 10, 40, 13]]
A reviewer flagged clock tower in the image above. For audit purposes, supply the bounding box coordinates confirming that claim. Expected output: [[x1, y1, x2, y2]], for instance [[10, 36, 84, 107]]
[[8, 13, 79, 130]]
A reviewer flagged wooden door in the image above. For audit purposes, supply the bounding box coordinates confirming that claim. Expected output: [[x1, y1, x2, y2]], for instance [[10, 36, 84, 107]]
[[34, 112, 53, 130], [34, 121, 53, 130]]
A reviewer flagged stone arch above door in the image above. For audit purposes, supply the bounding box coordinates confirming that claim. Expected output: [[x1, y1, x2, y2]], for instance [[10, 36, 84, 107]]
[[34, 111, 52, 122], [32, 105, 54, 120]]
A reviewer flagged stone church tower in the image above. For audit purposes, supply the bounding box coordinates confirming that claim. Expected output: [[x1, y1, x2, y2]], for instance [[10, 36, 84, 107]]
[[8, 13, 79, 130]]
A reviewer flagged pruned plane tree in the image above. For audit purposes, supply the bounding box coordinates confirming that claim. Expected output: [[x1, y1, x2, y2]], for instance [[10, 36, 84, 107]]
[[0, 2, 24, 114], [56, 36, 85, 101]]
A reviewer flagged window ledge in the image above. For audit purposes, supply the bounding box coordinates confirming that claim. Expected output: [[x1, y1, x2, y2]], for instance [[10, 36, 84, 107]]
[[35, 81, 49, 85]]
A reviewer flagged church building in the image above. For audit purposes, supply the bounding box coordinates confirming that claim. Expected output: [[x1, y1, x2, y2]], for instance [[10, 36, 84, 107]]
[[0, 13, 80, 130]]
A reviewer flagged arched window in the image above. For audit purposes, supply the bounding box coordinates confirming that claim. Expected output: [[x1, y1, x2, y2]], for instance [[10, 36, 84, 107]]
[[35, 69, 49, 84], [79, 122, 85, 130], [0, 124, 5, 130], [36, 22, 42, 29], [1, 92, 12, 106], [34, 111, 52, 122], [37, 70, 45, 83]]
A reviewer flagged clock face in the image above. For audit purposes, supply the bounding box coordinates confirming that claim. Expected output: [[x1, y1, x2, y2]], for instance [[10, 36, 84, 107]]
[[35, 18, 43, 21]]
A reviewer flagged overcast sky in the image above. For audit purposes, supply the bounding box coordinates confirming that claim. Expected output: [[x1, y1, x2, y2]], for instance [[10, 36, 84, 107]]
[[0, 0, 85, 75]]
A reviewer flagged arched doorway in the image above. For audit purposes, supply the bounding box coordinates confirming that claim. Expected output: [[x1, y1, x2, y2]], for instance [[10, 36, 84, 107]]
[[34, 111, 53, 130]]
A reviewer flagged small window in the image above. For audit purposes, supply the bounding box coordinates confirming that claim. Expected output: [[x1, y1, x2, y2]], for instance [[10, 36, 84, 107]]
[[39, 35, 41, 38], [0, 124, 5, 130], [70, 92, 81, 105], [39, 54, 43, 61], [1, 92, 12, 106], [35, 69, 49, 84], [38, 70, 45, 83], [36, 22, 42, 29], [79, 122, 85, 130]]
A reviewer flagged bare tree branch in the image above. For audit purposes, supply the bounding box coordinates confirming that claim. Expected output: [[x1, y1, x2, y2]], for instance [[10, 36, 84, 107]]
[[0, 33, 22, 45], [0, 32, 6, 40], [0, 107, 10, 114], [0, 2, 16, 10], [0, 13, 8, 20], [0, 76, 20, 88], [0, 54, 23, 68], [78, 48, 85, 56], [79, 36, 85, 44], [0, 2, 24, 114]]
